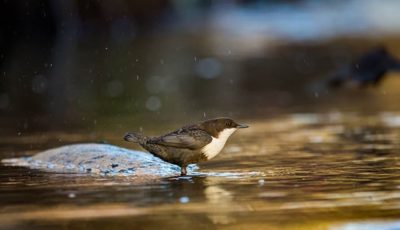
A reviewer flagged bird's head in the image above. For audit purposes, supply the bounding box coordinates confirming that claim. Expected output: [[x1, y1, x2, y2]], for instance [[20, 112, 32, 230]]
[[198, 117, 248, 138]]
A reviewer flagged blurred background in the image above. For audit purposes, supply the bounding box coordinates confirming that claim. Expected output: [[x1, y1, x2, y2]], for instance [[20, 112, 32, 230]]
[[4, 2, 400, 229], [1, 0, 400, 135]]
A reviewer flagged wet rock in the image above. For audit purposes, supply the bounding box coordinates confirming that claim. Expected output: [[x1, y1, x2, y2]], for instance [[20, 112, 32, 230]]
[[1, 143, 197, 177]]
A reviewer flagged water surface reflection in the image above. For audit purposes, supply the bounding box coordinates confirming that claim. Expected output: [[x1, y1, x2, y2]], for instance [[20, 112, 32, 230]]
[[2, 113, 400, 229]]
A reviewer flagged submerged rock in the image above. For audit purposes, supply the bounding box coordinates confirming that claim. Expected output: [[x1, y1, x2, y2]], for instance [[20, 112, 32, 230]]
[[2, 143, 196, 177]]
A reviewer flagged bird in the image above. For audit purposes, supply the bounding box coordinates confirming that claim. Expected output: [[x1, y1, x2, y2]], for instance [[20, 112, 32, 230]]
[[308, 46, 400, 94], [327, 46, 400, 88], [123, 117, 249, 176]]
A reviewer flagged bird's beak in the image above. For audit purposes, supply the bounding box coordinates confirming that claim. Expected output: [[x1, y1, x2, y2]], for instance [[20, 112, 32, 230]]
[[236, 124, 249, 129]]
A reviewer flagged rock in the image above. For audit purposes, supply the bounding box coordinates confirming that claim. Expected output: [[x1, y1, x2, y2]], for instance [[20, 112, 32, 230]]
[[2, 143, 196, 177]]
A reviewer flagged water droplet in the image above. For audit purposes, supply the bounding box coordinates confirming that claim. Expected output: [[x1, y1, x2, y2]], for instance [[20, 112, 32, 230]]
[[194, 58, 222, 79], [145, 96, 162, 111], [179, 196, 189, 203], [68, 193, 76, 198]]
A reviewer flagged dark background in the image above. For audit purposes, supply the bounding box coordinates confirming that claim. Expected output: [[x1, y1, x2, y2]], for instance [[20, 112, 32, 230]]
[[1, 0, 400, 135]]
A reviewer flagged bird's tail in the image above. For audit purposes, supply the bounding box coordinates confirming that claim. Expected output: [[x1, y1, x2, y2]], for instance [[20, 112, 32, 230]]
[[124, 132, 147, 145]]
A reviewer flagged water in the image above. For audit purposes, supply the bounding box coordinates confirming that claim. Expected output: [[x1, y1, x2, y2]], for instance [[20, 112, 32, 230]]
[[2, 113, 400, 230], [3, 1, 400, 229]]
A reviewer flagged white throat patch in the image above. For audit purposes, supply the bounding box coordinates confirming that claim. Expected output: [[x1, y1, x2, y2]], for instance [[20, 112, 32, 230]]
[[202, 128, 237, 160]]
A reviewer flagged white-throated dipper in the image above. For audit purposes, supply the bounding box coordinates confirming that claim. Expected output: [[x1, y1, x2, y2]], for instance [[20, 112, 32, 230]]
[[123, 118, 249, 176], [327, 46, 400, 88]]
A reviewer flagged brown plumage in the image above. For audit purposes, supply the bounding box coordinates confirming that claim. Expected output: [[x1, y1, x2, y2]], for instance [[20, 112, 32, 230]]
[[124, 118, 248, 175]]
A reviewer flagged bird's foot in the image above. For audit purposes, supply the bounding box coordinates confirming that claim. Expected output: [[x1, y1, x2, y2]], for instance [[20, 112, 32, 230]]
[[180, 166, 187, 176]]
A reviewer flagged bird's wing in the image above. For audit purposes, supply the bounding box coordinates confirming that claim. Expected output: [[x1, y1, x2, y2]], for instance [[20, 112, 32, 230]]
[[148, 129, 212, 149]]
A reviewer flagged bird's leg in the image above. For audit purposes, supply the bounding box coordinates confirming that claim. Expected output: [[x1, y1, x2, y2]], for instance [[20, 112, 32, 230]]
[[180, 166, 187, 176]]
